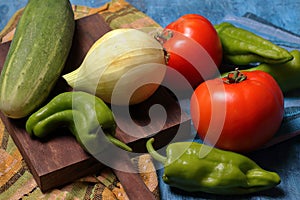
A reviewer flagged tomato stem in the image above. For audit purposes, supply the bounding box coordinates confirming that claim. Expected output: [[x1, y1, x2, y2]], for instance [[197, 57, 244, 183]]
[[224, 68, 247, 84]]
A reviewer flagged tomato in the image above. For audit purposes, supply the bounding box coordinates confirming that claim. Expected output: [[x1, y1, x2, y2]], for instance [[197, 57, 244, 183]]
[[190, 69, 284, 152], [160, 14, 223, 89]]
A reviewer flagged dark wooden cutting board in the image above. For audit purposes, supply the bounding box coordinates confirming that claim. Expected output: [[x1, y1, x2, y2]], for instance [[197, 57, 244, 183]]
[[0, 14, 191, 192]]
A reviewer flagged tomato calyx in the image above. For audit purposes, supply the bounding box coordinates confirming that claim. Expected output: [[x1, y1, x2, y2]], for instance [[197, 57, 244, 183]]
[[154, 30, 173, 64], [224, 68, 247, 84], [155, 29, 173, 44]]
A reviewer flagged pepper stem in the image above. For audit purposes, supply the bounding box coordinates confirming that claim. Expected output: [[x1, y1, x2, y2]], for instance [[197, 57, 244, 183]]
[[224, 68, 247, 84], [105, 133, 132, 152], [146, 138, 167, 164]]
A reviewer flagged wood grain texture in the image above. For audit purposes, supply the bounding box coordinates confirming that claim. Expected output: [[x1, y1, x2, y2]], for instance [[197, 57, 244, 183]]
[[0, 14, 191, 192]]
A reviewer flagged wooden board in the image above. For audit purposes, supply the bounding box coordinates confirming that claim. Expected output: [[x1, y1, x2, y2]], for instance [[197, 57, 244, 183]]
[[0, 14, 191, 192]]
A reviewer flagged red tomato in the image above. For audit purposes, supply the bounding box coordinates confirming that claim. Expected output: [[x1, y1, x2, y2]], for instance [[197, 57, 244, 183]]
[[190, 69, 284, 152], [160, 14, 223, 89]]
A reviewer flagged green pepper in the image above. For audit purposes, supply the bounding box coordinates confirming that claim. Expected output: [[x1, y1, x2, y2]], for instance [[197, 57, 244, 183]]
[[26, 91, 132, 154], [244, 49, 300, 92], [214, 22, 293, 65], [146, 138, 281, 195]]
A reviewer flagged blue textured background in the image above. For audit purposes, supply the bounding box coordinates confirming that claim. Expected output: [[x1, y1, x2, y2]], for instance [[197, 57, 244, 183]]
[[1, 0, 300, 34], [1, 1, 300, 200]]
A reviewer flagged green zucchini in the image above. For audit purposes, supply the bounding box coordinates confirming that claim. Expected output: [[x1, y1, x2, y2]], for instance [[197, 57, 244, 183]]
[[0, 0, 75, 118]]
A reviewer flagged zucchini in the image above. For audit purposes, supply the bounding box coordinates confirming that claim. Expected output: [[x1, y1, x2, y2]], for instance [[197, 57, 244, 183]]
[[0, 0, 75, 118]]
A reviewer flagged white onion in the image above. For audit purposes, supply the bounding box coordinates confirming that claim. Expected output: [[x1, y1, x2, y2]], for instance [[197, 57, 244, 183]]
[[63, 28, 166, 105]]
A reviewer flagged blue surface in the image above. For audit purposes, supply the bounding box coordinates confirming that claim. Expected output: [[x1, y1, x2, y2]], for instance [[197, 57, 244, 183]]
[[1, 0, 300, 34], [1, 1, 300, 200]]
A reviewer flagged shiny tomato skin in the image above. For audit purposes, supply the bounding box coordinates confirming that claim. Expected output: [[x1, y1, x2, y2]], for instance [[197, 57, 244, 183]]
[[163, 14, 223, 89], [190, 70, 284, 153]]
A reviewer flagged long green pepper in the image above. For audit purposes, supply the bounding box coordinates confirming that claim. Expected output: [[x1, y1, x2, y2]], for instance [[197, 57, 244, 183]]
[[215, 22, 293, 65], [26, 91, 132, 154], [146, 138, 281, 195], [245, 49, 300, 92], [221, 50, 300, 92]]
